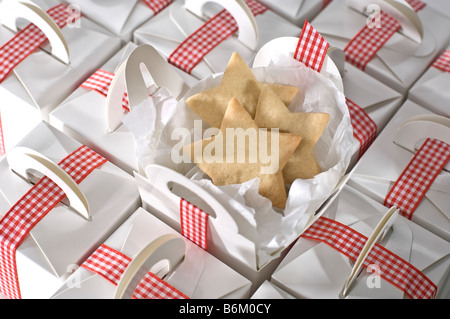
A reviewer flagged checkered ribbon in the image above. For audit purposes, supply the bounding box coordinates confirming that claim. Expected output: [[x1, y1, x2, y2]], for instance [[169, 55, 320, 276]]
[[0, 4, 75, 83], [180, 199, 208, 250], [432, 50, 450, 73], [81, 244, 188, 299], [168, 0, 267, 74], [294, 20, 329, 73], [0, 146, 107, 299], [384, 138, 450, 220], [346, 98, 377, 158], [301, 216, 437, 299], [344, 0, 425, 71], [142, 0, 173, 14], [80, 69, 130, 112]]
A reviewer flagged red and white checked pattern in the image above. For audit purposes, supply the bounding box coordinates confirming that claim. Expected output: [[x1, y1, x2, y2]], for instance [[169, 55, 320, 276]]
[[0, 4, 74, 83], [168, 0, 267, 74], [385, 138, 450, 220], [432, 50, 450, 73], [81, 244, 188, 299], [141, 0, 173, 14], [134, 271, 188, 299], [80, 69, 130, 111], [0, 146, 106, 299], [346, 98, 377, 158], [344, 12, 400, 71], [81, 244, 131, 286], [344, 0, 425, 71], [294, 20, 329, 73], [180, 199, 208, 250], [301, 216, 437, 299]]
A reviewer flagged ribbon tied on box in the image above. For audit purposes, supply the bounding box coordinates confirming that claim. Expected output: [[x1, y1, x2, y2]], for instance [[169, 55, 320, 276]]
[[0, 3, 80, 157], [432, 50, 450, 73], [81, 244, 188, 299], [168, 0, 267, 74], [344, 0, 426, 71], [142, 0, 173, 15], [293, 21, 377, 159], [384, 138, 450, 220], [0, 146, 106, 299], [301, 216, 437, 299]]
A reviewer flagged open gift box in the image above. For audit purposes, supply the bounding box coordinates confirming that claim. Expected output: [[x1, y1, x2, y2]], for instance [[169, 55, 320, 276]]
[[51, 208, 252, 299], [61, 0, 174, 43], [348, 100, 450, 241], [133, 0, 301, 81], [0, 0, 121, 154], [127, 23, 353, 292], [408, 47, 450, 117], [0, 122, 141, 299], [253, 37, 404, 169], [258, 0, 331, 26], [49, 43, 196, 175], [250, 280, 295, 299], [311, 0, 450, 95], [271, 184, 450, 299]]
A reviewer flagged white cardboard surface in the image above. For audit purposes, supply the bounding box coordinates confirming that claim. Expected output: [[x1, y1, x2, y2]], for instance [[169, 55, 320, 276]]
[[0, 122, 140, 299]]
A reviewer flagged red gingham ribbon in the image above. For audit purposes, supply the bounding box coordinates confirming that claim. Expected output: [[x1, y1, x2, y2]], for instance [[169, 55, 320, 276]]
[[384, 138, 450, 220], [80, 69, 130, 112], [0, 146, 107, 299], [81, 244, 188, 299], [432, 50, 450, 73], [180, 199, 208, 250], [301, 216, 437, 299], [168, 0, 267, 74], [141, 0, 173, 15], [0, 4, 75, 83], [294, 20, 329, 73], [346, 98, 377, 158], [344, 0, 425, 71]]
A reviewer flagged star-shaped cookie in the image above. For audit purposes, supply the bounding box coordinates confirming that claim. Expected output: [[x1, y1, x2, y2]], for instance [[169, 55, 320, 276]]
[[255, 85, 330, 184], [185, 98, 302, 209], [186, 52, 298, 128]]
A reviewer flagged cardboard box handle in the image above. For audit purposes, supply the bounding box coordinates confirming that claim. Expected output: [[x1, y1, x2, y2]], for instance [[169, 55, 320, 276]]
[[114, 234, 186, 299], [105, 44, 190, 132], [346, 0, 423, 43], [6, 147, 90, 220], [144, 164, 240, 233], [0, 0, 70, 64], [184, 0, 259, 50]]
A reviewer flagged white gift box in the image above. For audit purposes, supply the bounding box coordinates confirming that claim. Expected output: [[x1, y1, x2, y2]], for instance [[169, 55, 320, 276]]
[[50, 43, 196, 175], [408, 46, 450, 117], [258, 0, 328, 26], [51, 208, 252, 299], [0, 0, 121, 153], [311, 0, 450, 95], [271, 185, 450, 299], [348, 100, 450, 241], [133, 0, 301, 80], [420, 0, 450, 20], [0, 122, 141, 299], [251, 280, 295, 299], [61, 0, 173, 43]]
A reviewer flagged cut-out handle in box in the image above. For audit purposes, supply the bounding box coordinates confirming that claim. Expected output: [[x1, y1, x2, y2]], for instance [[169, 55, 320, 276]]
[[252, 37, 345, 91], [144, 164, 239, 233], [114, 234, 186, 299], [346, 0, 423, 43], [0, 0, 70, 64], [105, 44, 190, 132], [184, 0, 259, 50], [394, 114, 450, 171], [7, 147, 90, 220]]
